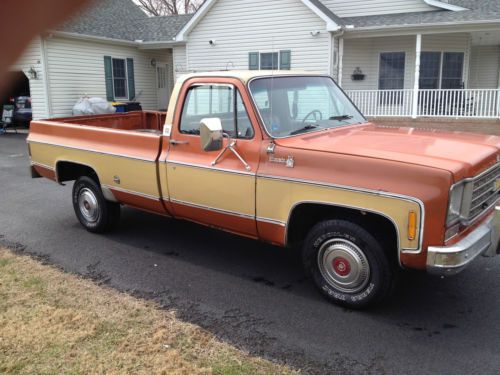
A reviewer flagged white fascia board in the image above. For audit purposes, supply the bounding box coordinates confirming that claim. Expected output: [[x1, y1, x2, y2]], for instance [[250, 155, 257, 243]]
[[300, 0, 341, 31], [175, 0, 218, 41], [423, 0, 468, 11]]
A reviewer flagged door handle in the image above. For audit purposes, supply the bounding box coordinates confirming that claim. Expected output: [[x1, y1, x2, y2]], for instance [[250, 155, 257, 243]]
[[169, 140, 189, 145]]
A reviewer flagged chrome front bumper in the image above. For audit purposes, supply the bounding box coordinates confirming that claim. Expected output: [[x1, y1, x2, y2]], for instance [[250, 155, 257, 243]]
[[427, 207, 500, 276]]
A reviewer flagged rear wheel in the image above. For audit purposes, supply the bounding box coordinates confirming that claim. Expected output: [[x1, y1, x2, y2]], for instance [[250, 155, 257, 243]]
[[72, 176, 120, 233], [302, 219, 397, 309]]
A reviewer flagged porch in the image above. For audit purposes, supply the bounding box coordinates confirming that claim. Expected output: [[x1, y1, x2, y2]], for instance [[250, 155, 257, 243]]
[[337, 30, 500, 119]]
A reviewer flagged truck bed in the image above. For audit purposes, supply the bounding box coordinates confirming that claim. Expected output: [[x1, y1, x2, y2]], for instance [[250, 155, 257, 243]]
[[27, 111, 169, 215], [53, 111, 167, 133]]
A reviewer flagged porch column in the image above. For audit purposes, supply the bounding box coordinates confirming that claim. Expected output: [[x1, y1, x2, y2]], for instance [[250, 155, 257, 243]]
[[412, 34, 422, 119], [338, 37, 344, 86]]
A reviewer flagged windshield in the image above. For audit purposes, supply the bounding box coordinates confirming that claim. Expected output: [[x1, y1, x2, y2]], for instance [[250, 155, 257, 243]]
[[249, 76, 365, 138]]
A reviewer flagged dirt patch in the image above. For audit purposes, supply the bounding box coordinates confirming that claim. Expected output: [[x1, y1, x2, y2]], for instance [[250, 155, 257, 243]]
[[0, 248, 296, 374]]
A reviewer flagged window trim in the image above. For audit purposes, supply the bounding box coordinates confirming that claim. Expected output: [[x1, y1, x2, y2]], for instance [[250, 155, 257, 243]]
[[259, 51, 280, 70], [111, 57, 128, 100], [178, 83, 255, 140]]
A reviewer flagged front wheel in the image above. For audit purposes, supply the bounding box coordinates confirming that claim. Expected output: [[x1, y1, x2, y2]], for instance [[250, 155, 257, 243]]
[[302, 220, 397, 309], [72, 176, 120, 233]]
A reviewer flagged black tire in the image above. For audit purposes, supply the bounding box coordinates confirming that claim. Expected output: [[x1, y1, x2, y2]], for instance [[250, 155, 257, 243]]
[[72, 176, 120, 233], [302, 219, 397, 309]]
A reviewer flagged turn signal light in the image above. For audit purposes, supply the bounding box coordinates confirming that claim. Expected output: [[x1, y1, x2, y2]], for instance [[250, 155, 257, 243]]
[[408, 211, 417, 241]]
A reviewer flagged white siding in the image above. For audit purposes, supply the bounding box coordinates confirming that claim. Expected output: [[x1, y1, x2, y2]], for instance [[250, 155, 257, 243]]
[[10, 36, 47, 120], [469, 46, 500, 89], [186, 0, 330, 73], [341, 33, 469, 90], [173, 45, 188, 79], [44, 36, 168, 118], [322, 0, 434, 17]]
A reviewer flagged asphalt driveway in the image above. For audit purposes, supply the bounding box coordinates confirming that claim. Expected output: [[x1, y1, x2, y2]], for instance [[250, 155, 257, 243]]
[[1, 133, 499, 374]]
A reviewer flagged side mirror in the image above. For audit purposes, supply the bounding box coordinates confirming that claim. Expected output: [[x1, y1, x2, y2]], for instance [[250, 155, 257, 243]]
[[200, 118, 223, 152]]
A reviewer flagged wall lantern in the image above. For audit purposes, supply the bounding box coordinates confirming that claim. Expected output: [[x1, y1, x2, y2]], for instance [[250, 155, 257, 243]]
[[27, 66, 38, 80], [150, 59, 157, 67], [351, 67, 365, 81]]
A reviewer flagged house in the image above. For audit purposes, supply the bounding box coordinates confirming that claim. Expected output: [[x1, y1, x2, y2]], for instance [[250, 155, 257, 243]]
[[173, 0, 500, 119], [9, 0, 500, 121], [9, 0, 191, 120]]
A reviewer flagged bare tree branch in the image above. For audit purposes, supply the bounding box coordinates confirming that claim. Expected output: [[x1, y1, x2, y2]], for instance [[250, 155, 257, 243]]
[[136, 0, 203, 15]]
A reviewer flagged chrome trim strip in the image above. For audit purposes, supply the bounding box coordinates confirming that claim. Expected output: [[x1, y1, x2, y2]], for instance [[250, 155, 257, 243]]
[[170, 198, 255, 220], [28, 140, 156, 163], [102, 184, 160, 201], [256, 174, 425, 254], [256, 216, 287, 227], [165, 160, 255, 176], [30, 161, 55, 171]]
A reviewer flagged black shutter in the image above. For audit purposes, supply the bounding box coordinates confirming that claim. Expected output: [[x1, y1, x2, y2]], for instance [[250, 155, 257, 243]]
[[249, 52, 259, 70], [104, 56, 114, 101], [126, 58, 135, 101], [280, 50, 291, 70]]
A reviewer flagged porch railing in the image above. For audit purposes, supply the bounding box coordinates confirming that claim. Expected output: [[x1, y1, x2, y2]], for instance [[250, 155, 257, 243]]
[[345, 89, 500, 119]]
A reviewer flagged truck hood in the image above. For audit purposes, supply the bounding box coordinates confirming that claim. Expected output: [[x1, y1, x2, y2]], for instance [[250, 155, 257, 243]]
[[276, 123, 500, 181]]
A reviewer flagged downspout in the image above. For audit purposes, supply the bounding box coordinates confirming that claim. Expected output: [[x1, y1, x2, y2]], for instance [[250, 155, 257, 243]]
[[40, 35, 53, 118]]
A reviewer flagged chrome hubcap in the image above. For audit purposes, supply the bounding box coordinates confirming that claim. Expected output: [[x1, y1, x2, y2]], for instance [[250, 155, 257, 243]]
[[317, 238, 370, 293], [78, 188, 99, 223]]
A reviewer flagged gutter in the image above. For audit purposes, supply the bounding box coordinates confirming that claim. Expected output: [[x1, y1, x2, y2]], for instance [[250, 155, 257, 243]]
[[48, 30, 186, 48], [346, 19, 500, 33]]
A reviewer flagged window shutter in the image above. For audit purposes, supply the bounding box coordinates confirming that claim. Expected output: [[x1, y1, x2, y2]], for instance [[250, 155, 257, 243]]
[[280, 50, 291, 70], [249, 52, 259, 70], [103, 56, 114, 101], [126, 58, 136, 101]]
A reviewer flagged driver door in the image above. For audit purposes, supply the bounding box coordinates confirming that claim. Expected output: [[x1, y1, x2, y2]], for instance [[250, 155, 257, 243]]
[[165, 78, 260, 237]]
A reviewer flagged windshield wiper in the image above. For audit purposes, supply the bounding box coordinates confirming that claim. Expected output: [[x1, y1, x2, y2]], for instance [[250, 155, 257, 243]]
[[289, 124, 322, 135], [329, 115, 353, 121]]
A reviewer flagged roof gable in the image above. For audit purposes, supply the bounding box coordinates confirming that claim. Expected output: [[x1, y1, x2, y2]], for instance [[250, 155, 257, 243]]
[[175, 0, 343, 41]]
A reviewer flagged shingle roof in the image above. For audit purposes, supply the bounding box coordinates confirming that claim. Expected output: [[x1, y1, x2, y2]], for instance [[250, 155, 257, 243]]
[[341, 0, 500, 29], [57, 0, 191, 42], [133, 14, 193, 41]]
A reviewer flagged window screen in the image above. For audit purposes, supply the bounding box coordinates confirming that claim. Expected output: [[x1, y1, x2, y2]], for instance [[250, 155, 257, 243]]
[[379, 52, 405, 90], [112, 58, 127, 98]]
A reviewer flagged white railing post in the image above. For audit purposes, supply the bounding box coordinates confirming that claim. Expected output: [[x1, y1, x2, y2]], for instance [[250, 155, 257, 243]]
[[412, 34, 422, 119]]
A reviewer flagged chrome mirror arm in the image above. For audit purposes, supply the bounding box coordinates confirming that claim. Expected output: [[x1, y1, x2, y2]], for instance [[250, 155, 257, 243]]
[[211, 133, 251, 171]]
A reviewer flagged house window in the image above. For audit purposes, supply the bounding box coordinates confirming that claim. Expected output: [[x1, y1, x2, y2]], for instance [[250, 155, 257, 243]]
[[112, 58, 128, 99], [379, 52, 406, 90], [418, 52, 464, 89], [249, 50, 291, 70], [419, 52, 441, 89], [260, 52, 279, 70], [441, 52, 464, 89]]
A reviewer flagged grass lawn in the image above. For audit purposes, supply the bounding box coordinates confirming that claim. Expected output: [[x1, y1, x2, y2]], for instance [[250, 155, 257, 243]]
[[0, 248, 296, 375]]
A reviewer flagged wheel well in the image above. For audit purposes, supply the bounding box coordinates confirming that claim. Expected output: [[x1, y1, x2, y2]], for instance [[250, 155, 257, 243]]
[[287, 203, 398, 254], [56, 161, 100, 185]]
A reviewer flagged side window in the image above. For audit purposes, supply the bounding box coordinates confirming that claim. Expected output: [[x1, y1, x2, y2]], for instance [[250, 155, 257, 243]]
[[180, 84, 254, 139]]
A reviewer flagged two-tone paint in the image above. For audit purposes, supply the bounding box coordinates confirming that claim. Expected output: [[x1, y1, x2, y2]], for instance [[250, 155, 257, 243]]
[[28, 71, 500, 271]]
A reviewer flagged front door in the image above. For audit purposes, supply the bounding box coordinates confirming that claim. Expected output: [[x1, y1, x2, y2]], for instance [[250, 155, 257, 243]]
[[165, 78, 261, 237], [156, 63, 169, 111]]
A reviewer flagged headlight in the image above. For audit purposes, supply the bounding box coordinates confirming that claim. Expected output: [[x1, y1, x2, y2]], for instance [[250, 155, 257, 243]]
[[446, 182, 465, 226]]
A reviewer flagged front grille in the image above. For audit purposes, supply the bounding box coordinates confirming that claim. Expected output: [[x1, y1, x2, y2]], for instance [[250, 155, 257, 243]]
[[467, 164, 500, 221]]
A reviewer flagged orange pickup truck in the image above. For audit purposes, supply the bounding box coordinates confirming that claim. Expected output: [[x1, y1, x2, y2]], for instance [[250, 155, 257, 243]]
[[28, 71, 499, 308]]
